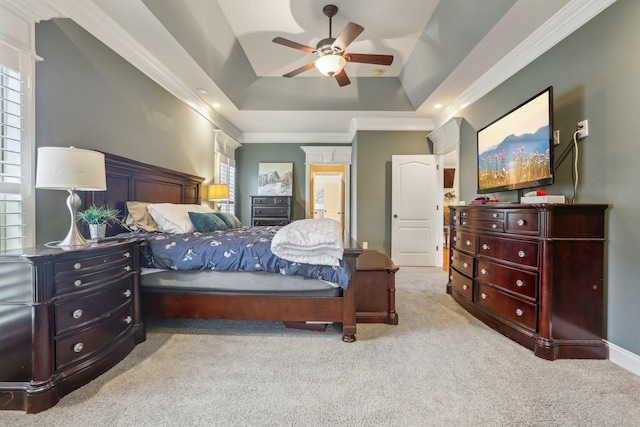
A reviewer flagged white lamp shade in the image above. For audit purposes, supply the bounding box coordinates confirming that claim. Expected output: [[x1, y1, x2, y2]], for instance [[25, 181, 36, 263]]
[[36, 147, 106, 191], [208, 184, 229, 200], [315, 54, 346, 76]]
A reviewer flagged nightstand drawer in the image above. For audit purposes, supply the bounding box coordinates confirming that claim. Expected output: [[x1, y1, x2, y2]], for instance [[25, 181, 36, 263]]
[[55, 248, 133, 275], [253, 218, 290, 226], [55, 303, 133, 370], [55, 278, 134, 334], [55, 261, 134, 294]]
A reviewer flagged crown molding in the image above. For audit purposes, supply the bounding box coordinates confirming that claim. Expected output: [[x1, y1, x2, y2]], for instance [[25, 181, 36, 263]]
[[0, 0, 66, 22], [433, 0, 618, 128]]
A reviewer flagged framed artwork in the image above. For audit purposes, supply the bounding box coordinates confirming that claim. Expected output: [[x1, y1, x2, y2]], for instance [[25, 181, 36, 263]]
[[258, 162, 293, 196]]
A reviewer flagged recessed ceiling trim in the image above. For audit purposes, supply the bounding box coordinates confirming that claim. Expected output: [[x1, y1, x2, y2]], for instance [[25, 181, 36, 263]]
[[432, 0, 617, 128], [354, 117, 434, 131], [242, 132, 354, 144]]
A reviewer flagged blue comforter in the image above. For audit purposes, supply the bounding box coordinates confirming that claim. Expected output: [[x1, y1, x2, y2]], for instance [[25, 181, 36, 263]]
[[135, 226, 351, 288]]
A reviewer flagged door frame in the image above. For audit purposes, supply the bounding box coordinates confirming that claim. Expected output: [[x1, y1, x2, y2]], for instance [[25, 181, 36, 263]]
[[301, 146, 352, 238]]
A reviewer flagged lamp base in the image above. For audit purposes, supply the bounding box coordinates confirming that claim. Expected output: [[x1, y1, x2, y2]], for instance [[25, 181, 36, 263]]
[[59, 190, 88, 247]]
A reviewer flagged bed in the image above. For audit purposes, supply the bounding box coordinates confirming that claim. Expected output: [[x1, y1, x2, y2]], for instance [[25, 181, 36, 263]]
[[84, 152, 362, 342]]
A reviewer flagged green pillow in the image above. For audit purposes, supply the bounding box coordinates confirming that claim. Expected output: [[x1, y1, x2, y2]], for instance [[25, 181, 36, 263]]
[[213, 212, 242, 229], [188, 212, 229, 232]]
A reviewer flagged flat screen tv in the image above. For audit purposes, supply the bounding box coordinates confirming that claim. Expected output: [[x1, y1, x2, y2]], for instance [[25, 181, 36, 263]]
[[477, 86, 553, 195]]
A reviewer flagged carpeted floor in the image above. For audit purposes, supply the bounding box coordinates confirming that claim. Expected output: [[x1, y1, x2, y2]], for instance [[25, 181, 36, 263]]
[[2, 267, 640, 426]]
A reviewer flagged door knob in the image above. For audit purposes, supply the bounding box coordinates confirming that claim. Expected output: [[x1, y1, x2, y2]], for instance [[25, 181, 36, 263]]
[[393, 214, 398, 218]]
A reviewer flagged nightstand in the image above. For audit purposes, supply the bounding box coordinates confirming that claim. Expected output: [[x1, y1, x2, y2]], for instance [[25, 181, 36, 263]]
[[0, 239, 145, 413]]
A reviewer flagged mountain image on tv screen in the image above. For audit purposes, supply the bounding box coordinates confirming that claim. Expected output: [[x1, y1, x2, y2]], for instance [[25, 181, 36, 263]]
[[478, 125, 551, 191]]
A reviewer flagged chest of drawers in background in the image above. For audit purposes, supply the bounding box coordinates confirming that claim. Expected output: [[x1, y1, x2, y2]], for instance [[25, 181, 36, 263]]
[[0, 239, 145, 413], [447, 203, 607, 360], [251, 195, 292, 226]]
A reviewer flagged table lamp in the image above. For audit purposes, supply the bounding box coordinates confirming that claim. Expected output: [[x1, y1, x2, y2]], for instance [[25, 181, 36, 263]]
[[208, 184, 229, 211], [35, 147, 107, 247]]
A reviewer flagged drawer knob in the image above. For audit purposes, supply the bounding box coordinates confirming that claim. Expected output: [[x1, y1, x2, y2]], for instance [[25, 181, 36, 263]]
[[462, 284, 468, 290], [74, 263, 81, 270], [462, 221, 468, 226], [516, 308, 524, 317], [124, 316, 132, 324], [463, 262, 469, 268], [482, 244, 490, 250], [491, 224, 497, 229], [466, 240, 472, 246], [449, 275, 453, 280], [123, 289, 132, 298], [492, 213, 498, 218], [480, 293, 488, 300], [518, 250, 526, 258], [453, 215, 457, 220], [480, 268, 488, 275], [73, 343, 84, 353], [124, 265, 132, 272], [451, 256, 456, 261], [453, 237, 458, 242], [516, 279, 525, 287], [517, 219, 525, 226], [74, 279, 82, 287], [73, 309, 83, 319], [462, 212, 467, 217], [124, 252, 131, 258]]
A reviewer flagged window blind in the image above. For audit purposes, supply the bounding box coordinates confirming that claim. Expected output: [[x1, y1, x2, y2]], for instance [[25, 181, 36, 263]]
[[0, 63, 26, 251]]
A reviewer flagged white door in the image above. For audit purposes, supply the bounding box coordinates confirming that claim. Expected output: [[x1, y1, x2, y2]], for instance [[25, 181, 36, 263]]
[[391, 155, 438, 266]]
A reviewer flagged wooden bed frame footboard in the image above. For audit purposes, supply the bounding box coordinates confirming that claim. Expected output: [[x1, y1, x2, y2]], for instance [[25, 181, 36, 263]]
[[85, 152, 361, 342]]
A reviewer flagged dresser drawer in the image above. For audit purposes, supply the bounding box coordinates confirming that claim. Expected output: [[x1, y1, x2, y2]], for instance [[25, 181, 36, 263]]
[[55, 303, 133, 370], [477, 236, 538, 267], [461, 219, 504, 232], [476, 283, 537, 331], [251, 196, 291, 206], [252, 218, 290, 226], [476, 259, 537, 300], [450, 268, 473, 300], [450, 249, 474, 277], [506, 211, 539, 234], [452, 231, 476, 254], [55, 277, 134, 334], [252, 206, 291, 218]]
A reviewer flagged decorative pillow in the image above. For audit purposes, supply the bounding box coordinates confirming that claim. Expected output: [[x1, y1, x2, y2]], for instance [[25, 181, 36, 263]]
[[124, 201, 159, 232], [213, 212, 242, 229], [188, 211, 229, 232], [147, 203, 214, 234]]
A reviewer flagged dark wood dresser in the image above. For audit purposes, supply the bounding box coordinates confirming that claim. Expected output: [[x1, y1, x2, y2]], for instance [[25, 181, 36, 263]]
[[250, 195, 292, 226], [0, 239, 145, 413], [447, 203, 607, 360], [355, 250, 399, 325]]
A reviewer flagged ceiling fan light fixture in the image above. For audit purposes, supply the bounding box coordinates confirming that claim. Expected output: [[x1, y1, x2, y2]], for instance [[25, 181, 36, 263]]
[[315, 54, 346, 76]]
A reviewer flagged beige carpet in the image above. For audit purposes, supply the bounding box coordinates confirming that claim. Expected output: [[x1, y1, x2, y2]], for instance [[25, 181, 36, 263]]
[[3, 267, 640, 426]]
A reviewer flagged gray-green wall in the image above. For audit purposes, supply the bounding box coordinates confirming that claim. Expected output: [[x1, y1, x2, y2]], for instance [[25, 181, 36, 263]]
[[457, 0, 640, 356], [353, 131, 431, 255], [35, 19, 216, 245], [235, 143, 310, 226]]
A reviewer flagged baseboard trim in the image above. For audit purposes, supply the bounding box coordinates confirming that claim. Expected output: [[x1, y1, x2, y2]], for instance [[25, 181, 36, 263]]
[[606, 341, 640, 377]]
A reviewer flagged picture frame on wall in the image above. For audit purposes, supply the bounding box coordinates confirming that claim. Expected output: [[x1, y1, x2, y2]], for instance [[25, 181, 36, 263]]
[[258, 162, 293, 196]]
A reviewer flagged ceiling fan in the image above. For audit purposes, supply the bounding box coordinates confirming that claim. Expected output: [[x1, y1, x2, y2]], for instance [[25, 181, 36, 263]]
[[272, 4, 393, 87]]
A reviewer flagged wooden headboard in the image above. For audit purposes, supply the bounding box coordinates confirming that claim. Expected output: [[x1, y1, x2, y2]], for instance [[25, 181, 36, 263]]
[[83, 152, 204, 236]]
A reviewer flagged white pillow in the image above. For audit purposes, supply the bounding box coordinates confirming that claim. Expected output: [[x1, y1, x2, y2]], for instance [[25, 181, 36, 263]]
[[147, 203, 214, 234]]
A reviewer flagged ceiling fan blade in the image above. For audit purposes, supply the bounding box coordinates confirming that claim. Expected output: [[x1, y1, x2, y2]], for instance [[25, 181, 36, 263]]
[[334, 69, 351, 87], [272, 37, 317, 54], [282, 62, 316, 78], [332, 22, 364, 52], [345, 53, 394, 66]]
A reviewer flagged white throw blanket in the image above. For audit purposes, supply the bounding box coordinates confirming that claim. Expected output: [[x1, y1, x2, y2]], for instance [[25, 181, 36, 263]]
[[271, 218, 344, 267]]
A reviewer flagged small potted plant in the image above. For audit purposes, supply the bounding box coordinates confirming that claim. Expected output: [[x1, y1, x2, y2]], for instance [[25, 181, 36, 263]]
[[77, 205, 121, 239]]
